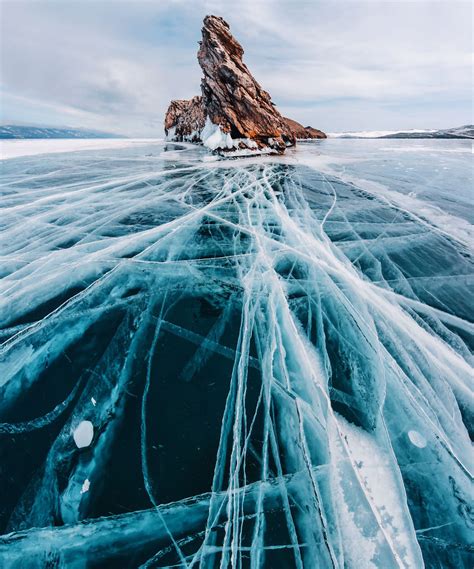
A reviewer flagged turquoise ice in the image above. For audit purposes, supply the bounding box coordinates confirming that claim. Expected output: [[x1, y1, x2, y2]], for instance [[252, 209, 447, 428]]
[[0, 139, 472, 568]]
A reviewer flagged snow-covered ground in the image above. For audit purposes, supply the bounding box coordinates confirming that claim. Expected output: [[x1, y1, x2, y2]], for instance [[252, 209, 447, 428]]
[[0, 138, 164, 160]]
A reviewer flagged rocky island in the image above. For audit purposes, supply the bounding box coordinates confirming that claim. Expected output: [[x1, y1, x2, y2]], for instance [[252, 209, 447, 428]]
[[164, 15, 326, 155]]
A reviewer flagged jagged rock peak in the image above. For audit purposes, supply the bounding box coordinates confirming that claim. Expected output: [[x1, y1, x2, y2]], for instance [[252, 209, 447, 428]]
[[197, 15, 294, 153], [164, 15, 326, 154]]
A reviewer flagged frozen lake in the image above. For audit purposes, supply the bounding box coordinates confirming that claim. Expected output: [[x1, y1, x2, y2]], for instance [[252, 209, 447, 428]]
[[0, 139, 472, 568]]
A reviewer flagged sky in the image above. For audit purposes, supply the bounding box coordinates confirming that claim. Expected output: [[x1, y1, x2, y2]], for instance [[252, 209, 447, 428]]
[[0, 0, 472, 136]]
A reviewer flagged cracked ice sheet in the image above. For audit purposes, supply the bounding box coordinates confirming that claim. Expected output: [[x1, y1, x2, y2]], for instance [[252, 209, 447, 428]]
[[0, 139, 472, 568]]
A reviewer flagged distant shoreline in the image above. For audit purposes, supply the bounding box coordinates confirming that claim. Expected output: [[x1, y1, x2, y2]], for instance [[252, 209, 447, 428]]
[[0, 125, 126, 140], [328, 125, 473, 139], [0, 138, 163, 160]]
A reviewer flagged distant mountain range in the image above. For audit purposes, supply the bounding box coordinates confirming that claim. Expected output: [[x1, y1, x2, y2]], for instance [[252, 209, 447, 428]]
[[329, 125, 474, 139], [2, 123, 472, 142], [0, 125, 125, 139]]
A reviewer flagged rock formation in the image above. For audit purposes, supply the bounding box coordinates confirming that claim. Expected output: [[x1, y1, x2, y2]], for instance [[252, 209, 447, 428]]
[[283, 117, 327, 140], [164, 15, 326, 154], [164, 96, 205, 143]]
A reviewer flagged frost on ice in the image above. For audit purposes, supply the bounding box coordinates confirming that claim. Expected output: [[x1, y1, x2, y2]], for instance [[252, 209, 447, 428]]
[[0, 139, 472, 568]]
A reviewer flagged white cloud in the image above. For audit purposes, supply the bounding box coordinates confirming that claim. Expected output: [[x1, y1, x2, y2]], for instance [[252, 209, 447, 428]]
[[0, 0, 472, 135]]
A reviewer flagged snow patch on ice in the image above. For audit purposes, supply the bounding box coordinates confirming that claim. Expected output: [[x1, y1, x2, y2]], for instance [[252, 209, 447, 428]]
[[329, 421, 378, 568], [408, 430, 427, 448], [73, 421, 94, 448], [80, 479, 90, 494], [336, 415, 422, 568]]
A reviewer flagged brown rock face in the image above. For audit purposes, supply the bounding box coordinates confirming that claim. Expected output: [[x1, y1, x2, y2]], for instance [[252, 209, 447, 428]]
[[164, 15, 326, 153], [283, 117, 327, 140], [197, 16, 294, 152], [164, 96, 206, 142]]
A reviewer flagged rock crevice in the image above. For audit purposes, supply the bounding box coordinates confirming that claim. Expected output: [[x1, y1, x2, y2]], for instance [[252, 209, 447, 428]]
[[164, 15, 326, 154]]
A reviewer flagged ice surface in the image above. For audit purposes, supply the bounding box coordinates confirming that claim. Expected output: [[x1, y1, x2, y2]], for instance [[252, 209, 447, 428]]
[[0, 138, 164, 160], [0, 139, 472, 568]]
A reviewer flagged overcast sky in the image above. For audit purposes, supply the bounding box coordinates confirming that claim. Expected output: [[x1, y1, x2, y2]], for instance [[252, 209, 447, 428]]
[[1, 0, 472, 136]]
